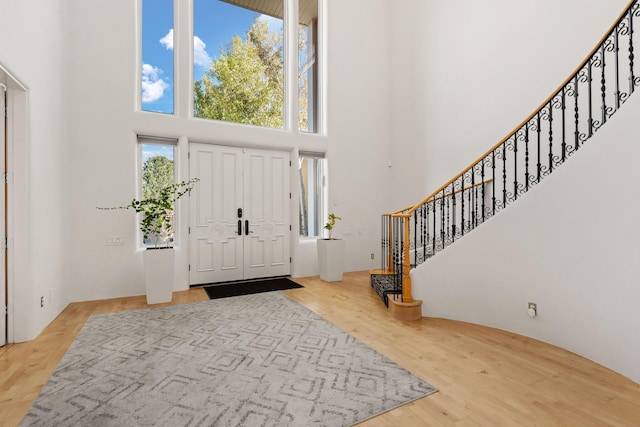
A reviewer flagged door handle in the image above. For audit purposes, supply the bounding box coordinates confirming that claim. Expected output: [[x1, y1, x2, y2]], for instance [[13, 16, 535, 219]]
[[237, 220, 242, 235], [245, 220, 249, 235]]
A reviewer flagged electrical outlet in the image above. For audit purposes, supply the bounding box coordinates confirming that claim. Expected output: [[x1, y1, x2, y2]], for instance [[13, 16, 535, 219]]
[[528, 302, 537, 310], [40, 296, 44, 308], [371, 253, 375, 260]]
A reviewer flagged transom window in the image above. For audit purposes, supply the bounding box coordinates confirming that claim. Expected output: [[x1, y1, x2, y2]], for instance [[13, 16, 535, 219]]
[[141, 0, 321, 133]]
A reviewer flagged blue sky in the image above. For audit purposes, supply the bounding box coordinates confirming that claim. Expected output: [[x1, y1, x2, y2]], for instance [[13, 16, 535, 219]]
[[141, 0, 282, 114]]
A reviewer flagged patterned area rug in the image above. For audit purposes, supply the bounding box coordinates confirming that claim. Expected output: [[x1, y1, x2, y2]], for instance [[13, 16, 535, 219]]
[[21, 292, 436, 426]]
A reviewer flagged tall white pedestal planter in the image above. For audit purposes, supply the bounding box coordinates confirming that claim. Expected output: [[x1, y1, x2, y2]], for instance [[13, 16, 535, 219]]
[[143, 248, 175, 304], [317, 239, 345, 282]]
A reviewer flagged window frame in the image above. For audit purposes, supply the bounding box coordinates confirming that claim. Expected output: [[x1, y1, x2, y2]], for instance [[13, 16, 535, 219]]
[[298, 151, 326, 239], [137, 136, 178, 248]]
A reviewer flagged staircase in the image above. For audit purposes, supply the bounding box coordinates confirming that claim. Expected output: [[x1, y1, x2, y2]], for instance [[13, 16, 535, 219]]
[[374, 0, 640, 320]]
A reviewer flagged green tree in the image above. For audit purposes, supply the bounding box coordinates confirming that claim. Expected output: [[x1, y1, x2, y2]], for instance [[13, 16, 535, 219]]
[[142, 155, 174, 200], [194, 19, 285, 128]]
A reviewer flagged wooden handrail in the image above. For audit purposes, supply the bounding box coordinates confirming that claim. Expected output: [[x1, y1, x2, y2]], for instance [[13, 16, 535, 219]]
[[391, 178, 495, 218]]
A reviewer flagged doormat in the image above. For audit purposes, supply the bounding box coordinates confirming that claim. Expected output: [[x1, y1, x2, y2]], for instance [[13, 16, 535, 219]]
[[202, 277, 303, 300]]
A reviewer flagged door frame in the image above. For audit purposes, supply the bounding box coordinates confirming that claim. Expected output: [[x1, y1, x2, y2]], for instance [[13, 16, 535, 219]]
[[0, 63, 28, 345], [188, 143, 292, 285]]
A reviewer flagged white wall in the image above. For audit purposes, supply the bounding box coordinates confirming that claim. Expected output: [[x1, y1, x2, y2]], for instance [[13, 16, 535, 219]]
[[398, 0, 640, 382], [0, 0, 69, 341], [390, 0, 630, 204], [63, 0, 392, 303], [414, 92, 640, 383]]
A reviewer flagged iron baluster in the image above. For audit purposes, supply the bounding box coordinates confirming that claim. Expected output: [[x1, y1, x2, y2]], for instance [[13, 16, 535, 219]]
[[481, 160, 486, 222], [440, 192, 445, 252], [513, 135, 518, 201], [629, 8, 635, 95], [614, 24, 621, 111], [502, 143, 507, 208], [423, 204, 427, 261], [472, 170, 477, 227], [574, 75, 580, 151], [548, 103, 554, 174], [525, 122, 530, 192], [452, 182, 456, 239], [446, 190, 450, 242], [467, 173, 471, 229], [561, 87, 567, 162], [432, 198, 436, 255], [492, 151, 496, 215], [600, 44, 607, 126], [536, 112, 542, 183], [588, 57, 594, 137], [460, 178, 465, 236]]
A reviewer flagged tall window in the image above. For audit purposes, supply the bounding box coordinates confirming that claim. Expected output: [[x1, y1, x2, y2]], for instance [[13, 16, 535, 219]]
[[298, 152, 325, 237], [298, 0, 318, 133], [138, 138, 176, 245], [140, 0, 322, 131], [193, 0, 285, 129], [141, 0, 174, 114]]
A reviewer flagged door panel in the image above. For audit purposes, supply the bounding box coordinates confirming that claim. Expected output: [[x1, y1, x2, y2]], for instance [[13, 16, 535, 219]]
[[190, 144, 290, 285], [190, 144, 244, 285], [243, 149, 290, 279]]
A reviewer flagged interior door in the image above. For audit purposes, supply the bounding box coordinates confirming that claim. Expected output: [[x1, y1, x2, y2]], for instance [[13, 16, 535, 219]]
[[189, 144, 290, 285]]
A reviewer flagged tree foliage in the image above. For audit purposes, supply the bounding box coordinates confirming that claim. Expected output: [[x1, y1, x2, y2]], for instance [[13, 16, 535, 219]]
[[142, 155, 174, 200], [194, 18, 311, 130], [194, 19, 285, 128]]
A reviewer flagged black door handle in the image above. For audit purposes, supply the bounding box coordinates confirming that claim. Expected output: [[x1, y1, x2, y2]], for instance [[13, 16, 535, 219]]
[[245, 220, 249, 235], [237, 220, 242, 235]]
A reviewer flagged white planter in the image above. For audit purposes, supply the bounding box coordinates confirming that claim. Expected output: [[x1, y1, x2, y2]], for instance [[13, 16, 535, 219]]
[[317, 239, 345, 282], [143, 248, 175, 304]]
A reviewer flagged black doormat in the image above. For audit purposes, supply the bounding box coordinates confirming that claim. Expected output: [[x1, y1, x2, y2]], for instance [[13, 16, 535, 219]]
[[202, 277, 303, 300]]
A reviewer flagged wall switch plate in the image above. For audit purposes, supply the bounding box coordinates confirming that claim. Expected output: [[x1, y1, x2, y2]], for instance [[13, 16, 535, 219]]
[[106, 236, 124, 246]]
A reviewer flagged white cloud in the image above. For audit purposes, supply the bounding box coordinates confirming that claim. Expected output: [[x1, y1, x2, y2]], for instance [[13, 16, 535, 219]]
[[160, 29, 174, 50], [159, 28, 211, 68], [194, 36, 212, 67], [141, 63, 169, 103]]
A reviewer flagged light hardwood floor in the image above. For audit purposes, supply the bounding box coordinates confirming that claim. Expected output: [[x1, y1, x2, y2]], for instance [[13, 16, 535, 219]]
[[2, 271, 640, 426]]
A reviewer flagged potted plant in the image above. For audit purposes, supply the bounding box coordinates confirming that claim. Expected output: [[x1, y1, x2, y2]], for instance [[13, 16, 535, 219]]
[[317, 213, 345, 282], [99, 178, 198, 304]]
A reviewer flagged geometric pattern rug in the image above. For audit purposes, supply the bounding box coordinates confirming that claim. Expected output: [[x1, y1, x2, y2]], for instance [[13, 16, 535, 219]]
[[20, 292, 437, 427]]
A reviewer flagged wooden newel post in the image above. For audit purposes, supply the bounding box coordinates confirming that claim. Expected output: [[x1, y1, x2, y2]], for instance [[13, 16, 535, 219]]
[[402, 216, 413, 303]]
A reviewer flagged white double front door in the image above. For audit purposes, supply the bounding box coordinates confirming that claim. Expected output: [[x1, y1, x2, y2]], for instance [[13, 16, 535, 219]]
[[189, 144, 291, 285]]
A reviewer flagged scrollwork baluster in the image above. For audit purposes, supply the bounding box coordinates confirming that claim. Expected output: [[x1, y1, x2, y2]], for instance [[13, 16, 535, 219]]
[[630, 8, 636, 94], [561, 88, 567, 162], [548, 103, 554, 174], [574, 75, 580, 151], [525, 122, 530, 192], [600, 44, 607, 126], [614, 24, 621, 111], [588, 57, 594, 137], [536, 111, 542, 183]]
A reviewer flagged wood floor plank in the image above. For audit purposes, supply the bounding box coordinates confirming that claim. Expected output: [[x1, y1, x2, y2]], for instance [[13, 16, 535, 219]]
[[1, 271, 639, 426]]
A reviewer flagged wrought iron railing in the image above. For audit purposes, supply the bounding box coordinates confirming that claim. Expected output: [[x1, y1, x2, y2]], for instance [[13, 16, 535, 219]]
[[378, 0, 640, 305]]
